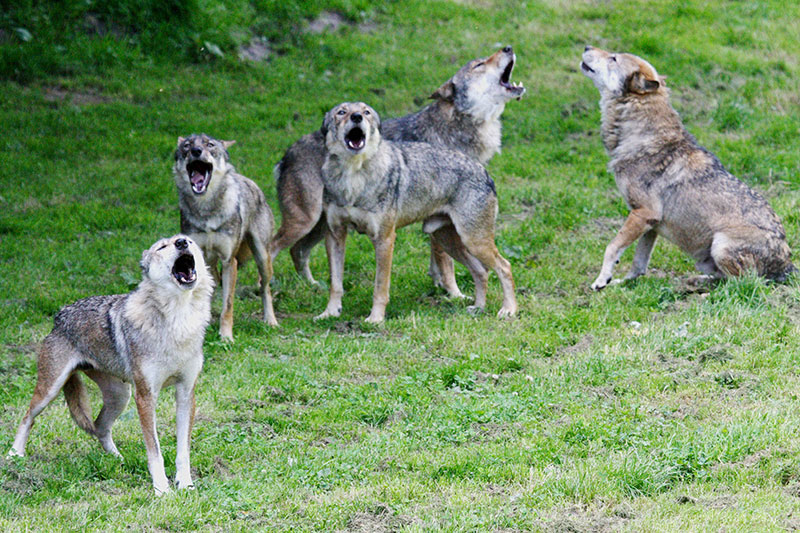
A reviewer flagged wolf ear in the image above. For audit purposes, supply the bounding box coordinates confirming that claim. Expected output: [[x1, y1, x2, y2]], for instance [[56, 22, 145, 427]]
[[430, 79, 456, 102], [627, 71, 660, 94], [139, 249, 152, 275], [320, 109, 334, 135], [222, 140, 236, 149], [177, 136, 185, 146]]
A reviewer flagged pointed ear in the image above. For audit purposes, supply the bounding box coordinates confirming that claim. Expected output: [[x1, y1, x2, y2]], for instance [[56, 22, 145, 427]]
[[430, 79, 455, 102], [139, 248, 152, 275], [628, 71, 660, 94], [222, 140, 236, 149], [177, 136, 185, 146], [321, 109, 334, 135]]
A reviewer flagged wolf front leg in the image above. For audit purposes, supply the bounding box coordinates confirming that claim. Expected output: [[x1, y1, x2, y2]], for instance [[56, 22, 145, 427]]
[[174, 378, 197, 490], [366, 228, 397, 323], [134, 380, 170, 495], [592, 208, 658, 290], [315, 224, 347, 320]]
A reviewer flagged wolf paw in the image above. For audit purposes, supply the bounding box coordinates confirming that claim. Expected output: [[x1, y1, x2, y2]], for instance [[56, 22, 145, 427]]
[[590, 275, 613, 291], [466, 305, 484, 316], [496, 306, 516, 319]]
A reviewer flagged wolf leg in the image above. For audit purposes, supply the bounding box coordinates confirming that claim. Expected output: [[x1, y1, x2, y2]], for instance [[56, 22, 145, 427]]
[[134, 380, 169, 495], [366, 229, 397, 323], [85, 370, 131, 457], [625, 229, 658, 280], [219, 257, 238, 340], [248, 233, 279, 327], [290, 219, 327, 285], [174, 379, 197, 490], [8, 341, 77, 457], [592, 208, 658, 290], [315, 224, 347, 320]]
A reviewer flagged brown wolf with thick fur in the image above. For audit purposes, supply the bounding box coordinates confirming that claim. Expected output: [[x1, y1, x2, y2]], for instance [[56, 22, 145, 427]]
[[8, 235, 213, 495], [580, 45, 794, 289], [271, 46, 524, 297]]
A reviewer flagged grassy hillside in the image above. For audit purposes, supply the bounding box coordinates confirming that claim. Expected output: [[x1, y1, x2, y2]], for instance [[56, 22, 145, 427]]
[[2, 0, 800, 530]]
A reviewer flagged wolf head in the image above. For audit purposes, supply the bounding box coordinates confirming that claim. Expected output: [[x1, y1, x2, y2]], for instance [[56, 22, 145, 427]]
[[580, 45, 663, 98], [174, 134, 235, 197], [321, 102, 382, 160], [430, 46, 525, 122], [140, 235, 212, 293]]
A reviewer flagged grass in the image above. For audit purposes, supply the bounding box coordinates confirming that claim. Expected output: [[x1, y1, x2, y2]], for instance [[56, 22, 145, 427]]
[[2, 0, 800, 530]]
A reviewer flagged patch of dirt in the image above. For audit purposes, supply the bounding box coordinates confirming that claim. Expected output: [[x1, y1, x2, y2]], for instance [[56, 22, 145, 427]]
[[539, 504, 628, 532], [238, 38, 270, 62], [43, 86, 109, 105], [307, 11, 347, 33], [213, 456, 233, 479], [339, 503, 416, 532], [559, 334, 595, 356]]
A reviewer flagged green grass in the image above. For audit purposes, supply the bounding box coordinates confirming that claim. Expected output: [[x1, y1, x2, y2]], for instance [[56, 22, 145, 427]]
[[2, 0, 800, 530]]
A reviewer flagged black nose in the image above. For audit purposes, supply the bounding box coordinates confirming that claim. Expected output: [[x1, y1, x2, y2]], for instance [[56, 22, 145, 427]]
[[351, 113, 362, 124], [503, 45, 513, 54], [190, 147, 202, 157], [175, 238, 188, 250], [584, 45, 592, 52]]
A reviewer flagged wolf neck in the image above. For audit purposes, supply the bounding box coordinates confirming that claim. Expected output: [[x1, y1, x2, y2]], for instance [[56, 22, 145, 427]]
[[600, 90, 683, 169], [124, 278, 212, 348], [181, 167, 237, 226], [325, 143, 388, 206], [424, 100, 503, 164]]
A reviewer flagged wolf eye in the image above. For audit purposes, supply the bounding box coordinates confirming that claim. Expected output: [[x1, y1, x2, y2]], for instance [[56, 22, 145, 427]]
[[337, 108, 347, 116], [207, 141, 215, 147], [610, 56, 617, 62], [364, 109, 370, 115], [473, 61, 485, 68], [158, 244, 168, 250]]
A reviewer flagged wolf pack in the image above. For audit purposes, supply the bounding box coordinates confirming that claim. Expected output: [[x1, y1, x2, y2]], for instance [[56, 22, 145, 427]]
[[7, 46, 796, 494]]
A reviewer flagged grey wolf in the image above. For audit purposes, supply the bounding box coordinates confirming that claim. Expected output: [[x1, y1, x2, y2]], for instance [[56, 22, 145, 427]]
[[271, 46, 525, 297], [8, 235, 213, 495], [174, 134, 278, 340], [315, 102, 517, 322], [580, 45, 794, 289]]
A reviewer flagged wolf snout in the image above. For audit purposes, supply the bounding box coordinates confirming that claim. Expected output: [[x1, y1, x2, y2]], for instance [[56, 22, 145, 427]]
[[351, 112, 363, 124], [190, 146, 203, 157], [175, 238, 189, 250]]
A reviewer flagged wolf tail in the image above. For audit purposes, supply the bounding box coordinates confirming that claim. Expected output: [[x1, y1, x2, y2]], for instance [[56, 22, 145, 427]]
[[63, 373, 96, 436]]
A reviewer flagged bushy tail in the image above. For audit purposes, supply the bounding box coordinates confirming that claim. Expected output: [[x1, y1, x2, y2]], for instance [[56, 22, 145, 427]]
[[63, 373, 96, 436]]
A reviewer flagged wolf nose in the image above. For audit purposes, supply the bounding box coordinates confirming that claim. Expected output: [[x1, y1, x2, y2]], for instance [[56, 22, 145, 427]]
[[190, 147, 202, 157], [584, 45, 593, 52], [351, 113, 363, 124], [503, 45, 513, 54], [175, 238, 188, 250]]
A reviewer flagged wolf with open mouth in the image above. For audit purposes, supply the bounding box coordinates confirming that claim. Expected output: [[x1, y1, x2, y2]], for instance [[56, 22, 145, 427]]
[[8, 235, 214, 495], [316, 102, 517, 323], [174, 134, 278, 340], [271, 46, 525, 296]]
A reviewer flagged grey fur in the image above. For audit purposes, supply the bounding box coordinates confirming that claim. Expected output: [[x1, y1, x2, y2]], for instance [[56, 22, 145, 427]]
[[174, 134, 278, 339], [9, 236, 214, 495], [271, 46, 524, 293], [315, 102, 517, 323]]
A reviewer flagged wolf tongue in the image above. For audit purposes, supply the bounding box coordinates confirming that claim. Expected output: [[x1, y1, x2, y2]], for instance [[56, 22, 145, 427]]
[[191, 170, 205, 187]]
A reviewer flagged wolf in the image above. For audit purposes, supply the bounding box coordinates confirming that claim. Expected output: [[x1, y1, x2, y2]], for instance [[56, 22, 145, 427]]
[[271, 46, 525, 297], [174, 134, 278, 340], [8, 235, 214, 495], [580, 45, 794, 289], [315, 102, 517, 322]]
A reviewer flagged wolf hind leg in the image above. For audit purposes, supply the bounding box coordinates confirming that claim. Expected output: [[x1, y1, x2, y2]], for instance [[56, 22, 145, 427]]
[[430, 225, 485, 305], [290, 219, 327, 285], [85, 370, 131, 457], [9, 339, 79, 457]]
